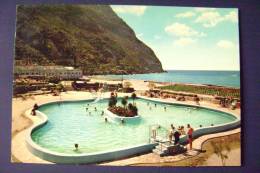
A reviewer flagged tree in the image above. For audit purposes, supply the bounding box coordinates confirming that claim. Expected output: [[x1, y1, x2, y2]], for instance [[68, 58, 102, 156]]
[[121, 97, 128, 109], [108, 95, 117, 107], [210, 140, 231, 166], [131, 92, 137, 105]]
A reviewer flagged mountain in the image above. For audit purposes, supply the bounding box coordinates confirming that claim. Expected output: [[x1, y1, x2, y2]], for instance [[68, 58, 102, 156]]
[[15, 5, 164, 75]]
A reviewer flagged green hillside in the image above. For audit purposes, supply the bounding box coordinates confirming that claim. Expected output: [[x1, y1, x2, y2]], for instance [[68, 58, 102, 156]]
[[15, 5, 164, 75]]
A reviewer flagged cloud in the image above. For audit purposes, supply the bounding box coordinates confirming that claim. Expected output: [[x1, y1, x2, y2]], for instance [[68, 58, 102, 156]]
[[175, 11, 196, 18], [111, 5, 147, 16], [195, 7, 216, 12], [224, 11, 238, 23], [165, 22, 205, 37], [173, 37, 196, 46], [195, 11, 223, 27], [195, 10, 238, 27], [217, 40, 235, 48]]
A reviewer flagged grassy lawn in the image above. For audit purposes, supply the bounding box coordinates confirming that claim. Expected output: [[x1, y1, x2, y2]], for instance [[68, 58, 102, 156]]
[[160, 84, 240, 98]]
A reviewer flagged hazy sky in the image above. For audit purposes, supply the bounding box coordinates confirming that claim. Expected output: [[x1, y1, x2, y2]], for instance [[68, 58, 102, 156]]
[[111, 5, 240, 71]]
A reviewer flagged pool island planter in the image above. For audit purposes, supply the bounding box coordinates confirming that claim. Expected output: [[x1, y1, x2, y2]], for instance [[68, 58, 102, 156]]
[[25, 97, 240, 164], [104, 109, 141, 123]]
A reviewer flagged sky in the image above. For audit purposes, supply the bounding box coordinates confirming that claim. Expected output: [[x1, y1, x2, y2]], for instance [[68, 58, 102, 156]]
[[111, 5, 240, 71]]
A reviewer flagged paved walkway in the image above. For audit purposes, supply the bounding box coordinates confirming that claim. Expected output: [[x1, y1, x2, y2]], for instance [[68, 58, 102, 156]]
[[101, 128, 240, 166]]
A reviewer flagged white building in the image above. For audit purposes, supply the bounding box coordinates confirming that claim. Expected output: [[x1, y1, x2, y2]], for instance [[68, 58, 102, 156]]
[[14, 66, 83, 80]]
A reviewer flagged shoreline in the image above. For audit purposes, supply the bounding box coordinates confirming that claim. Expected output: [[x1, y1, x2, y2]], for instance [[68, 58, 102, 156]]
[[88, 70, 240, 89], [89, 77, 240, 89]]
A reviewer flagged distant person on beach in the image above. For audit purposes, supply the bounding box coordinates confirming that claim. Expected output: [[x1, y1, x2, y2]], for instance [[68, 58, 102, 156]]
[[187, 124, 194, 150], [195, 96, 200, 105]]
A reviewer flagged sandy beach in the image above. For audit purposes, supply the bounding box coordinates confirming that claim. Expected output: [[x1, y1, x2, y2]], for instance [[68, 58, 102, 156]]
[[11, 79, 241, 165]]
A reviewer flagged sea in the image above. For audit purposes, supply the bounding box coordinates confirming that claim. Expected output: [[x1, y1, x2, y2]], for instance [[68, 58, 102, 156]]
[[93, 70, 240, 88]]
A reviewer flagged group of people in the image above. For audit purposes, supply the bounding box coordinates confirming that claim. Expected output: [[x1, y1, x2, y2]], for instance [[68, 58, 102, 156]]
[[85, 105, 105, 116], [168, 124, 194, 150], [147, 102, 168, 111]]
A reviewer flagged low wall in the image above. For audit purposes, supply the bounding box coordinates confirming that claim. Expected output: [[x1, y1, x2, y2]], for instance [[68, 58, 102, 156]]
[[104, 109, 141, 124], [179, 118, 240, 144]]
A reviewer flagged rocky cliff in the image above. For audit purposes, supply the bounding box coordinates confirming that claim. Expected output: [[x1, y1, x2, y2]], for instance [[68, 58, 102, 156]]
[[15, 5, 164, 75]]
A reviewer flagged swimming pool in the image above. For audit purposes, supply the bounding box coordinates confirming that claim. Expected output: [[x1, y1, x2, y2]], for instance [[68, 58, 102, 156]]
[[27, 97, 240, 163]]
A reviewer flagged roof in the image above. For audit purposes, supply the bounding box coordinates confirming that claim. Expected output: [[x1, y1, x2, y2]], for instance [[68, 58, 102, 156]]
[[15, 66, 81, 71]]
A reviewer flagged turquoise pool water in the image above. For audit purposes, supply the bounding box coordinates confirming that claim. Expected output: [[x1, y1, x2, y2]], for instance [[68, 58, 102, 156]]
[[32, 98, 237, 154]]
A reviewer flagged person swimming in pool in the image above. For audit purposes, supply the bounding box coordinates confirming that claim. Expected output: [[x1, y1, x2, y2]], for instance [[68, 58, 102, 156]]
[[74, 143, 79, 151]]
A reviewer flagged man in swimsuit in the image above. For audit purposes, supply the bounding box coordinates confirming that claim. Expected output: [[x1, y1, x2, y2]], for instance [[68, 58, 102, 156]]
[[187, 124, 194, 150]]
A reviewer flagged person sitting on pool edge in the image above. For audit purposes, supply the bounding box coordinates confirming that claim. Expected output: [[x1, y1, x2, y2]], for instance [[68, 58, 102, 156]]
[[31, 103, 39, 116]]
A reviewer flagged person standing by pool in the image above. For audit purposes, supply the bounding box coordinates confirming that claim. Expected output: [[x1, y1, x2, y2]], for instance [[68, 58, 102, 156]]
[[179, 126, 186, 135], [174, 129, 181, 145], [187, 124, 194, 150], [168, 124, 175, 143]]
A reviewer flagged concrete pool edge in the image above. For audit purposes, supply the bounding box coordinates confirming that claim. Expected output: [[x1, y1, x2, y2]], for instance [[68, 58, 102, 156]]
[[25, 97, 240, 164]]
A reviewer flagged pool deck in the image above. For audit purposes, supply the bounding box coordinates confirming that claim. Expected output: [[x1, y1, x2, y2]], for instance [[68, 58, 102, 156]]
[[11, 91, 240, 164]]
